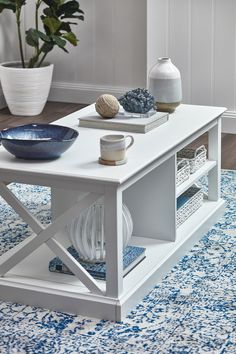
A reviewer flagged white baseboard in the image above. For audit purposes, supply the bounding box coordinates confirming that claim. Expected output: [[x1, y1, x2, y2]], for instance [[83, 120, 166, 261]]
[[49, 81, 132, 105], [49, 82, 236, 135], [222, 111, 236, 134], [2, 79, 236, 134]]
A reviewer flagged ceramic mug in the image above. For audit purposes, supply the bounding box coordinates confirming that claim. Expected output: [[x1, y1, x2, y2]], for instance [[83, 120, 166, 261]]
[[100, 134, 134, 162]]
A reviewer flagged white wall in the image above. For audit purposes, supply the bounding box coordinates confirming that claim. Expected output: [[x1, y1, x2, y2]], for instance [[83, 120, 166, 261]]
[[1, 0, 236, 117], [46, 0, 236, 112], [149, 0, 236, 131], [24, 0, 147, 103], [0, 12, 21, 108], [167, 0, 236, 110]]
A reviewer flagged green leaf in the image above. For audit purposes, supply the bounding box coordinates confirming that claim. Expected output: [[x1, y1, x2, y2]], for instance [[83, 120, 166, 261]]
[[61, 15, 84, 21], [56, 1, 84, 17], [42, 0, 54, 7], [41, 41, 54, 53], [51, 34, 66, 48], [42, 17, 61, 34], [25, 28, 39, 47], [59, 22, 71, 32], [25, 29, 51, 48], [0, 0, 16, 12], [0, 0, 15, 4], [36, 30, 51, 42], [42, 0, 66, 11], [18, 0, 26, 5], [62, 31, 77, 46], [0, 0, 84, 62], [43, 7, 55, 17]]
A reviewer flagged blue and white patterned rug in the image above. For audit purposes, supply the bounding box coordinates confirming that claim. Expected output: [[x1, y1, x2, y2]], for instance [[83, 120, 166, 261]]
[[0, 170, 235, 354]]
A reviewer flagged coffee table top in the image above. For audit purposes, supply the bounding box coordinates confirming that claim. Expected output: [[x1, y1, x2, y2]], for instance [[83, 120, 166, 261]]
[[0, 104, 226, 185]]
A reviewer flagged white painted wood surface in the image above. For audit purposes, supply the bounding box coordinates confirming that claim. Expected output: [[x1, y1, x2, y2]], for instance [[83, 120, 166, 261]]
[[208, 119, 221, 201], [123, 156, 176, 241], [0, 104, 226, 320], [104, 186, 123, 298], [176, 160, 216, 197], [0, 191, 100, 277], [0, 104, 226, 185], [0, 201, 225, 320]]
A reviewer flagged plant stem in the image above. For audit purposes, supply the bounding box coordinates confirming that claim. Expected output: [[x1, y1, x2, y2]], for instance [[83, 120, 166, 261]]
[[28, 45, 44, 68], [35, 0, 42, 55], [37, 52, 48, 68], [16, 3, 25, 68]]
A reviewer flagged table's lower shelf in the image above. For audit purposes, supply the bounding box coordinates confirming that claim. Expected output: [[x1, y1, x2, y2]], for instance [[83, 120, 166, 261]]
[[0, 198, 225, 321]]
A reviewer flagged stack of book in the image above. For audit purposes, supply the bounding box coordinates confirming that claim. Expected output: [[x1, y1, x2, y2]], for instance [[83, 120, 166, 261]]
[[49, 245, 146, 280], [79, 111, 169, 134]]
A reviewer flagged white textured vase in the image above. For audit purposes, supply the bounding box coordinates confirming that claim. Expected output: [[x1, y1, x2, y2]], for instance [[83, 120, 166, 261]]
[[148, 57, 182, 113], [0, 62, 54, 116]]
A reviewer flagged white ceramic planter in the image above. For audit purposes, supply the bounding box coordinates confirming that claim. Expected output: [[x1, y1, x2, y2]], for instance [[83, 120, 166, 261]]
[[0, 62, 54, 116]]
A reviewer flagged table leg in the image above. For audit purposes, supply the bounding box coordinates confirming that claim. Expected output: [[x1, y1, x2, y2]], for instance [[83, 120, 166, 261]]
[[104, 186, 123, 298], [208, 119, 221, 201]]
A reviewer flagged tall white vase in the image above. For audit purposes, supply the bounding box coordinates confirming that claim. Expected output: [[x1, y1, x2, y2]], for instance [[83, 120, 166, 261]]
[[148, 57, 182, 113], [0, 62, 54, 116]]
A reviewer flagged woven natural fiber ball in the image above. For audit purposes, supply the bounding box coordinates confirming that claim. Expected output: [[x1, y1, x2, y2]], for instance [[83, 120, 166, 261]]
[[95, 94, 119, 118]]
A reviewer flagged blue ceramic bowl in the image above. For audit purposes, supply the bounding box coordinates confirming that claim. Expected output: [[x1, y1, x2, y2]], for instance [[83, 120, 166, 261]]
[[0, 123, 79, 160]]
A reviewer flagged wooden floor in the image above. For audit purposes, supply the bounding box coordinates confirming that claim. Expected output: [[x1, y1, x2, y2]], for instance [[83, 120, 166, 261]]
[[0, 102, 235, 170], [0, 102, 85, 128]]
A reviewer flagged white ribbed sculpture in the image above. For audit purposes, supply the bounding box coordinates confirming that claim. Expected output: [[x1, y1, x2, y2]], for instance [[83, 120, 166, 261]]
[[67, 198, 133, 263]]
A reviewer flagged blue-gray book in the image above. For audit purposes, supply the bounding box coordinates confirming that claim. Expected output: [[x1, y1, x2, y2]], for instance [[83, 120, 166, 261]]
[[49, 245, 146, 280]]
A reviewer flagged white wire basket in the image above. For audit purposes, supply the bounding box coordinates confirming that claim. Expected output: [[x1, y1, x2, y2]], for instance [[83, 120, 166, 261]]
[[176, 158, 191, 186], [177, 145, 207, 174], [176, 185, 203, 228]]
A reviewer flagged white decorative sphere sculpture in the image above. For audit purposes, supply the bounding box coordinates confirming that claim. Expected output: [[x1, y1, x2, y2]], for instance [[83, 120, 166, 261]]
[[95, 94, 119, 118], [67, 198, 133, 263]]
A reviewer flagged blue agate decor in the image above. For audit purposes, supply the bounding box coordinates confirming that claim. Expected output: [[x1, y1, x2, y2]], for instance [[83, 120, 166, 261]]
[[119, 88, 155, 114], [0, 123, 78, 160]]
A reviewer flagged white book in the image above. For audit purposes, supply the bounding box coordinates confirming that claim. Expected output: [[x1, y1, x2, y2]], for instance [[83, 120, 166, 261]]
[[79, 111, 169, 133]]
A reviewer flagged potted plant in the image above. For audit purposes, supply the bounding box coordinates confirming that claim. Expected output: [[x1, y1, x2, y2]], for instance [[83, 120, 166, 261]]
[[0, 0, 84, 116]]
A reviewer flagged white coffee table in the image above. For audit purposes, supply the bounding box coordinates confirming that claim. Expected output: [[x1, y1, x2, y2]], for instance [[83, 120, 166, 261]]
[[0, 104, 226, 321]]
